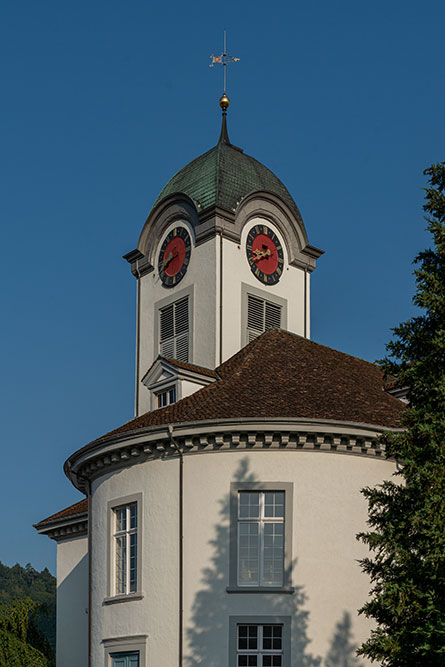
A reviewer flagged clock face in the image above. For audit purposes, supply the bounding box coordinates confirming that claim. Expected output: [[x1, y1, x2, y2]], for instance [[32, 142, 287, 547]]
[[246, 224, 284, 285], [158, 227, 192, 287]]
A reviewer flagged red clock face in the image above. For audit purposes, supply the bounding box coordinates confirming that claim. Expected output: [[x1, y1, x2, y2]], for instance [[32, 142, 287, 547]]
[[158, 227, 191, 287], [246, 225, 284, 284]]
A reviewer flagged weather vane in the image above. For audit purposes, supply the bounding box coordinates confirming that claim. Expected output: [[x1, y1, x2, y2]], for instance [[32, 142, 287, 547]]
[[210, 29, 239, 95]]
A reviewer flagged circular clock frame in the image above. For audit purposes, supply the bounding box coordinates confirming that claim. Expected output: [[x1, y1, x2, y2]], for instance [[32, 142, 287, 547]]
[[246, 224, 284, 285], [158, 226, 192, 287]]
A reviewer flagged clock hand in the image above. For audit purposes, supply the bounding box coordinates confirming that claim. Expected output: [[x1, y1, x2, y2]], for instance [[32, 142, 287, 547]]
[[162, 252, 174, 270], [253, 248, 272, 261]]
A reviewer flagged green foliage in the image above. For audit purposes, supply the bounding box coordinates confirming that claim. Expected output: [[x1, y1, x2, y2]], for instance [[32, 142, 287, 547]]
[[0, 597, 54, 667], [357, 163, 445, 666], [0, 561, 56, 654]]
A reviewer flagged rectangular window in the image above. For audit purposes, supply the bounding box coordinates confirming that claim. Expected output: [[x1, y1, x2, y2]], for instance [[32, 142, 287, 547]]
[[159, 296, 189, 362], [229, 482, 293, 593], [238, 491, 284, 587], [157, 385, 177, 408], [110, 652, 139, 667], [237, 624, 283, 666], [247, 294, 281, 343], [113, 504, 138, 595]]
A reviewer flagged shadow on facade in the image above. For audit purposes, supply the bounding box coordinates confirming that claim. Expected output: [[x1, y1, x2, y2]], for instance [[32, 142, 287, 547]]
[[56, 550, 89, 663], [185, 457, 322, 666], [324, 612, 362, 667]]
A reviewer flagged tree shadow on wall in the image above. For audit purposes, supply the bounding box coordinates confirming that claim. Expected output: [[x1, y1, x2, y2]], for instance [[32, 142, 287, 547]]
[[185, 457, 321, 666], [324, 612, 362, 667]]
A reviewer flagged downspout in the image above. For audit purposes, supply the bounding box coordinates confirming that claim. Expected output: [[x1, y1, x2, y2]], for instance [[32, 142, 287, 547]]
[[77, 474, 92, 667], [304, 267, 307, 339], [219, 231, 223, 365], [168, 425, 184, 667]]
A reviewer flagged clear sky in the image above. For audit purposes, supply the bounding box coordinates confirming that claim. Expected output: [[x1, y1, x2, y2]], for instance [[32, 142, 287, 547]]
[[1, 0, 444, 574]]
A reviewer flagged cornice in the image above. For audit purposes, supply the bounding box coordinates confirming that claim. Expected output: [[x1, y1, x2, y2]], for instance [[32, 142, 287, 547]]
[[34, 512, 88, 542], [65, 417, 402, 493]]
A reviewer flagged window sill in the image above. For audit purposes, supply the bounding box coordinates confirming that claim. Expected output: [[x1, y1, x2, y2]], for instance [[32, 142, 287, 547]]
[[103, 592, 144, 605], [226, 586, 295, 594]]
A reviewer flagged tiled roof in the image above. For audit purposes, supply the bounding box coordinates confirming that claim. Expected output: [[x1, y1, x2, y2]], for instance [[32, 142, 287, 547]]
[[142, 356, 219, 383], [35, 498, 88, 528], [151, 116, 301, 219], [100, 329, 405, 442]]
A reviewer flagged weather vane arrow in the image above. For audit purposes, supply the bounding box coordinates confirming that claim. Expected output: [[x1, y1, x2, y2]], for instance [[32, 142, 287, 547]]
[[210, 29, 239, 95]]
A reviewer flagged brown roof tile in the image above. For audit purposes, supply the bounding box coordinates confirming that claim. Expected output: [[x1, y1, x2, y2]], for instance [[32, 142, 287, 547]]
[[35, 498, 88, 527], [100, 329, 405, 441]]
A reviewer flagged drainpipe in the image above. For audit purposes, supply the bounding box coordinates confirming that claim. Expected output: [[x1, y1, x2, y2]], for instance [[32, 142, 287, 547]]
[[304, 267, 307, 339], [77, 474, 92, 667], [168, 425, 184, 667]]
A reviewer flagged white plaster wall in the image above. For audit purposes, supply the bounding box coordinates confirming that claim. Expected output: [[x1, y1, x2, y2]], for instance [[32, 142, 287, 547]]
[[221, 219, 307, 363], [182, 450, 394, 665], [138, 221, 218, 415], [90, 447, 394, 666], [56, 535, 88, 667], [90, 457, 180, 667], [181, 379, 207, 399]]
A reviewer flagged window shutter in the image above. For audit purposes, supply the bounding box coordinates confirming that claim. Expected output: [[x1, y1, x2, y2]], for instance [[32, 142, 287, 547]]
[[265, 301, 281, 330], [247, 294, 281, 342], [159, 297, 189, 362]]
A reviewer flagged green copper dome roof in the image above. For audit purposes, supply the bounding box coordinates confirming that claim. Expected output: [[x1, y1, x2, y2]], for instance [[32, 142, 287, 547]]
[[152, 114, 300, 217]]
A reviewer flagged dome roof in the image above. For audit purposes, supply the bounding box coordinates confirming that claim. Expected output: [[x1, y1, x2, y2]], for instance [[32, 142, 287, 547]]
[[152, 114, 301, 217]]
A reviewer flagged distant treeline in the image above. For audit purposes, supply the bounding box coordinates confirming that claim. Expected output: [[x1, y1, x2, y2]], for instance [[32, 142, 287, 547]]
[[0, 561, 55, 652]]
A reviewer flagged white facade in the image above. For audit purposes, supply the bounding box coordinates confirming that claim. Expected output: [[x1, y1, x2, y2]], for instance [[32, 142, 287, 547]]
[[64, 422, 397, 667], [56, 535, 89, 667], [38, 114, 405, 667], [133, 191, 317, 416]]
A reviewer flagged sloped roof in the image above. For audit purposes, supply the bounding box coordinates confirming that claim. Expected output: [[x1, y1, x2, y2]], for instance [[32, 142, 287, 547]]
[[151, 115, 301, 219], [34, 498, 87, 528], [142, 356, 219, 383], [100, 329, 405, 442]]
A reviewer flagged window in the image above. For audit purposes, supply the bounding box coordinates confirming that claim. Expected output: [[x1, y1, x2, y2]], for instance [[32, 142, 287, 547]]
[[237, 624, 283, 666], [229, 617, 291, 666], [241, 284, 287, 347], [106, 493, 142, 602], [110, 652, 139, 667], [229, 483, 293, 593], [156, 385, 176, 408], [113, 504, 137, 595], [159, 296, 189, 362], [247, 295, 281, 343], [238, 491, 284, 586]]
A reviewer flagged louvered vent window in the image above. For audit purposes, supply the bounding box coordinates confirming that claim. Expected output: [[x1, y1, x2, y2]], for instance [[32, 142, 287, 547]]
[[247, 295, 282, 343], [159, 297, 189, 362]]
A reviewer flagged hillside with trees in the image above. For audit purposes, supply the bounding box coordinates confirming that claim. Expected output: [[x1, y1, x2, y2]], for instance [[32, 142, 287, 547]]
[[0, 561, 55, 654]]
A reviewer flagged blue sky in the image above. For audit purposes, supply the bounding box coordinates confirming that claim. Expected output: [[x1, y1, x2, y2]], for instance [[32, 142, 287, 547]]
[[1, 0, 444, 573]]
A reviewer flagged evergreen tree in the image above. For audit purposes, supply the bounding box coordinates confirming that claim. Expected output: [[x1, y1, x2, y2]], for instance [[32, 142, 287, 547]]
[[357, 163, 445, 665]]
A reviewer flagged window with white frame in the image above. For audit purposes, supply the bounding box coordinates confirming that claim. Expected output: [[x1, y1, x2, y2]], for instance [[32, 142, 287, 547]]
[[156, 385, 176, 408], [113, 503, 138, 595], [246, 294, 282, 343], [237, 624, 283, 666], [229, 482, 293, 592], [159, 296, 189, 362], [238, 491, 284, 587]]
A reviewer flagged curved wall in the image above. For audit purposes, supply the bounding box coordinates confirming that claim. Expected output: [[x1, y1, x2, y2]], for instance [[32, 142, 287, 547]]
[[90, 448, 395, 666]]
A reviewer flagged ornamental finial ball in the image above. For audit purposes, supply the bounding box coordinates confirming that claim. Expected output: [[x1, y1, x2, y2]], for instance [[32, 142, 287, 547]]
[[219, 93, 230, 111]]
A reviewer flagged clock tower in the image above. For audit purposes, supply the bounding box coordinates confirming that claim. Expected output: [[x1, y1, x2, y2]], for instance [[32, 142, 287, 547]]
[[124, 96, 323, 416]]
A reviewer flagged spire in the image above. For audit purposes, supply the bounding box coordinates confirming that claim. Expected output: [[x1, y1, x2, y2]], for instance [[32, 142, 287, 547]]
[[218, 93, 230, 145]]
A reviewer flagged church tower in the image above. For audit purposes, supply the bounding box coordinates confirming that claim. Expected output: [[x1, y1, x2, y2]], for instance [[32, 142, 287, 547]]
[[124, 96, 323, 415], [35, 92, 405, 667]]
